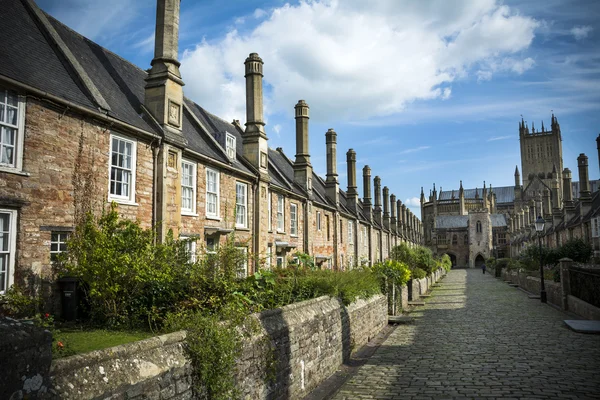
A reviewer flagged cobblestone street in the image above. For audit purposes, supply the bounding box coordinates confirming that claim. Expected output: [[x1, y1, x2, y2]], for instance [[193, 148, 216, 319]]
[[331, 269, 600, 399]]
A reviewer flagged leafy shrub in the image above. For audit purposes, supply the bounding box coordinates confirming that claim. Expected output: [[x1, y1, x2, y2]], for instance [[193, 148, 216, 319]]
[[411, 267, 427, 279], [0, 285, 39, 318], [437, 254, 452, 272], [372, 260, 411, 287]]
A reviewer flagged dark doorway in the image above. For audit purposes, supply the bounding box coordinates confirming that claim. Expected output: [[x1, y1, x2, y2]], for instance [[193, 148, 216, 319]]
[[448, 253, 457, 268], [475, 254, 485, 268]]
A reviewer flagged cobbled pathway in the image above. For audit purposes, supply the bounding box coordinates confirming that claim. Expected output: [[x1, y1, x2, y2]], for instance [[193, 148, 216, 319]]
[[330, 269, 600, 399]]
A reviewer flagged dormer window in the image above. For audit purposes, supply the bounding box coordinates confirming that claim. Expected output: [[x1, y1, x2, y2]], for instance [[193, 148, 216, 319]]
[[226, 133, 236, 160]]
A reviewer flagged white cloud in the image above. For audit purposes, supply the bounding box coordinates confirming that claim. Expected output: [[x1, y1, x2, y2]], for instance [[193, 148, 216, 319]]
[[570, 25, 593, 40], [253, 8, 267, 19], [133, 32, 155, 53], [272, 124, 282, 137], [488, 135, 512, 142], [400, 146, 431, 154], [404, 197, 421, 207], [180, 0, 538, 123]]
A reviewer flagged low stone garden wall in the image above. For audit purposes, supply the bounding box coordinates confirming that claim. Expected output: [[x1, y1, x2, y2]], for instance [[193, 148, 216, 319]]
[[502, 270, 562, 306], [1, 318, 53, 399], [45, 294, 387, 399]]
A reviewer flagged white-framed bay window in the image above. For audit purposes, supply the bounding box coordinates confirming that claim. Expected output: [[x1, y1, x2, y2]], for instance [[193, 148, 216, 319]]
[[206, 168, 220, 218], [226, 133, 236, 160], [236, 182, 248, 228], [109, 134, 136, 203], [180, 235, 197, 263], [277, 194, 285, 232], [290, 203, 298, 236], [0, 88, 26, 172], [181, 160, 197, 215], [0, 209, 17, 294]]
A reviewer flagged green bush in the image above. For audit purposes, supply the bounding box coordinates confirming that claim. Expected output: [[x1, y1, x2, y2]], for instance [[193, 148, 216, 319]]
[[437, 254, 452, 272], [411, 267, 427, 279], [0, 285, 39, 318]]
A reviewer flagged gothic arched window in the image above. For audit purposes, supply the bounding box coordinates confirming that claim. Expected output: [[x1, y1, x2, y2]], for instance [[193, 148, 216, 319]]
[[476, 221, 482, 233], [452, 234, 457, 245]]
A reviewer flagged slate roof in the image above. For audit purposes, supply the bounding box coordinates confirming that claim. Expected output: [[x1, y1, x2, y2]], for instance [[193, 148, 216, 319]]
[[0, 0, 95, 109], [0, 0, 253, 176], [490, 214, 508, 227], [435, 215, 468, 229]]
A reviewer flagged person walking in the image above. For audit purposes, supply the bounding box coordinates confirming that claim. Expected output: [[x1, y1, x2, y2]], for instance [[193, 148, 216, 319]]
[[482, 263, 486, 274]]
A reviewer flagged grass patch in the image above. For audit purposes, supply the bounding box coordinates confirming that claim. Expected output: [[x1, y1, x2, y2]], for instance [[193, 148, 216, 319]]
[[53, 328, 155, 358]]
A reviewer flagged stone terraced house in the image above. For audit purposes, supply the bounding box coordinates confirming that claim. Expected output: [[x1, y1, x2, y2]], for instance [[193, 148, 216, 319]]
[[0, 0, 423, 298], [421, 115, 600, 267]]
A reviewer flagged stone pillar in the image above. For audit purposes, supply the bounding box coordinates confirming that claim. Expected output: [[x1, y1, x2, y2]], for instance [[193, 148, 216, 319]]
[[293, 100, 312, 194], [597, 134, 600, 175], [383, 186, 390, 230], [390, 194, 397, 233], [559, 258, 573, 311], [543, 188, 552, 219], [577, 153, 592, 217], [243, 53, 269, 178], [363, 166, 372, 222], [145, 0, 184, 141], [346, 149, 358, 213], [374, 176, 382, 225], [325, 128, 339, 205], [397, 200, 404, 241]]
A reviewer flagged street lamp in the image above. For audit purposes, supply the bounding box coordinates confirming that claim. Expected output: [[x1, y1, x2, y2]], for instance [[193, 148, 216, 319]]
[[534, 215, 547, 303]]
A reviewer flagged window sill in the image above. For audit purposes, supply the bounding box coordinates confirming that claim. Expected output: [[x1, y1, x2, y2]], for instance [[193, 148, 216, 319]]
[[236, 227, 250, 231], [108, 198, 139, 206], [0, 167, 30, 176], [276, 230, 286, 234], [290, 234, 298, 238], [206, 216, 221, 221], [182, 212, 199, 217]]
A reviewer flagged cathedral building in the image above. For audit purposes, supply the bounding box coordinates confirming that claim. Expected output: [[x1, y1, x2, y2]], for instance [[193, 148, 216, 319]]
[[422, 115, 600, 267]]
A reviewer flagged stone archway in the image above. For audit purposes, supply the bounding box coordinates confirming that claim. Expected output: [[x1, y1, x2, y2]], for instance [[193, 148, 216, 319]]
[[474, 254, 485, 268]]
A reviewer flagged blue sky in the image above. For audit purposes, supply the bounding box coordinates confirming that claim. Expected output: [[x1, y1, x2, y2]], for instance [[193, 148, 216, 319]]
[[38, 0, 600, 214]]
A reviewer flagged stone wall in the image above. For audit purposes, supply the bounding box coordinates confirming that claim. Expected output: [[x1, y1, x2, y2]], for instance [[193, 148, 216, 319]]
[[1, 318, 53, 399], [49, 294, 387, 400], [502, 270, 561, 306]]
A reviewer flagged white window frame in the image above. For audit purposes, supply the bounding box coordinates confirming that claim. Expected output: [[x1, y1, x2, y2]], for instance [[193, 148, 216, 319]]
[[348, 221, 354, 244], [237, 247, 248, 278], [0, 88, 26, 173], [235, 182, 248, 228], [180, 236, 197, 263], [0, 209, 17, 294], [50, 232, 69, 263], [277, 194, 285, 232], [108, 133, 137, 204], [290, 203, 298, 236], [317, 212, 322, 231], [181, 160, 197, 215], [226, 133, 236, 160], [205, 237, 217, 254], [276, 256, 284, 268], [206, 168, 220, 218]]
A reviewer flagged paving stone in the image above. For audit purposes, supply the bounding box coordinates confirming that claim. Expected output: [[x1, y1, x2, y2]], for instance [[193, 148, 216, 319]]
[[327, 269, 600, 400]]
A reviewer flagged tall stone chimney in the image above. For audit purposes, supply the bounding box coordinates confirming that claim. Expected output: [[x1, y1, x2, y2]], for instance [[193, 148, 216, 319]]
[[562, 167, 576, 223], [346, 149, 358, 213], [401, 203, 407, 239], [243, 53, 269, 177], [374, 176, 382, 225], [293, 100, 312, 194], [577, 153, 592, 217], [383, 186, 390, 230], [390, 194, 397, 233], [551, 165, 562, 226], [325, 129, 339, 205], [363, 166, 372, 221], [459, 180, 465, 215], [597, 135, 600, 174], [145, 0, 185, 144], [542, 188, 551, 219], [397, 200, 403, 239]]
